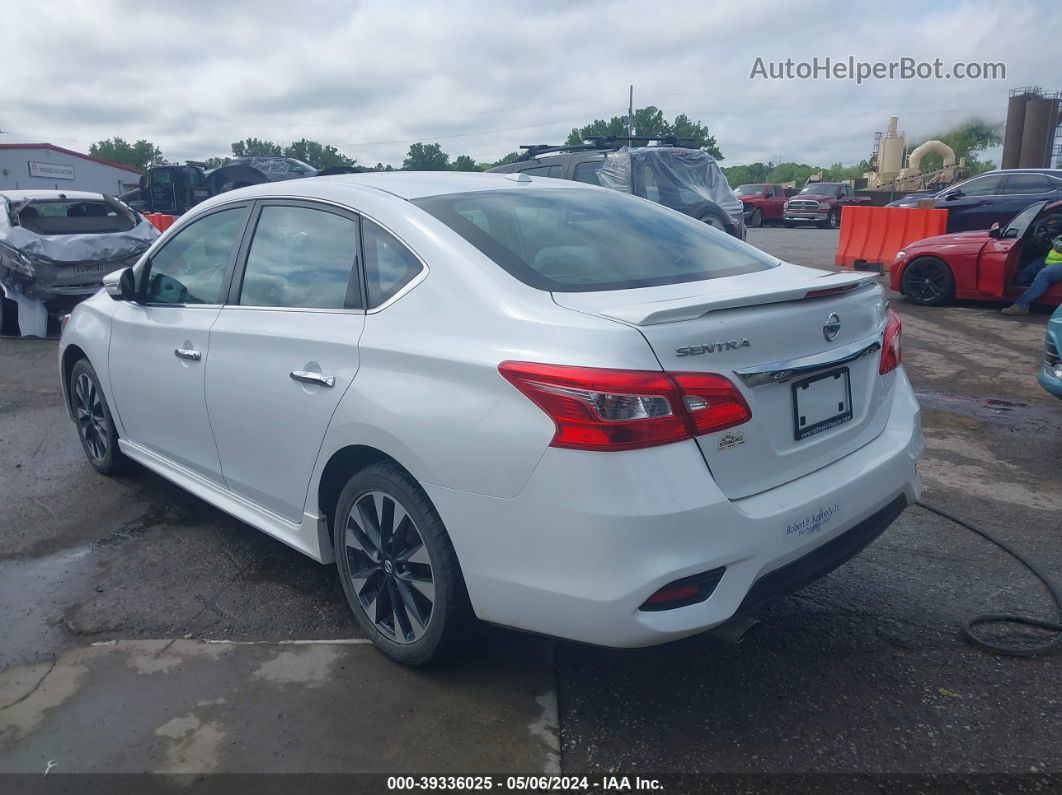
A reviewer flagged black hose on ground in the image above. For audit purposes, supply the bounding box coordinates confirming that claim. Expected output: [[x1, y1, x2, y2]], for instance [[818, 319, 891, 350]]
[[915, 500, 1062, 657]]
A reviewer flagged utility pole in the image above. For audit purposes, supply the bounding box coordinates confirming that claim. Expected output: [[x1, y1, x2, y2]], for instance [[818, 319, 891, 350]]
[[627, 86, 634, 137]]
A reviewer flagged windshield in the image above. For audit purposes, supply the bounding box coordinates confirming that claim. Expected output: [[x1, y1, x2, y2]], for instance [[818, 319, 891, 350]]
[[800, 183, 842, 195], [735, 185, 767, 196], [412, 188, 777, 292]]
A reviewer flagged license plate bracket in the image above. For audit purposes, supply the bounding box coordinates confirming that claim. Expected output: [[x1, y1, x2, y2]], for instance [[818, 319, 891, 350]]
[[792, 367, 853, 440]]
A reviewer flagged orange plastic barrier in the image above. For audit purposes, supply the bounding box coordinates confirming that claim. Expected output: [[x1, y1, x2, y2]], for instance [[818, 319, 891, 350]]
[[834, 205, 948, 272], [142, 213, 177, 233]]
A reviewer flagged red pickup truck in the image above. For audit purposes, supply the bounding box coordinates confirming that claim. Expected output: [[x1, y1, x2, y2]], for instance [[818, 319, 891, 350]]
[[784, 182, 869, 229], [734, 184, 788, 227]]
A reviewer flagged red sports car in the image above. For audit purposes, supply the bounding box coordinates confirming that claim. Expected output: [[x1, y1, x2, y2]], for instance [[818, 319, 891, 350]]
[[890, 199, 1062, 307]]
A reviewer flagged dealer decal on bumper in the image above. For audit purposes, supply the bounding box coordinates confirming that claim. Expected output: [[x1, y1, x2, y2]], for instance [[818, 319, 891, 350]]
[[785, 503, 840, 538]]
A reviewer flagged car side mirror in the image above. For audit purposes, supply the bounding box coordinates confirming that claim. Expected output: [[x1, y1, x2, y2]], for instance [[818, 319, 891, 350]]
[[943, 189, 963, 200], [988, 222, 1002, 239], [103, 267, 136, 301]]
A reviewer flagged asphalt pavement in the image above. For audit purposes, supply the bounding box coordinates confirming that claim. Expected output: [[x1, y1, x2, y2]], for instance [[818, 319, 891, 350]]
[[1, 225, 1059, 779]]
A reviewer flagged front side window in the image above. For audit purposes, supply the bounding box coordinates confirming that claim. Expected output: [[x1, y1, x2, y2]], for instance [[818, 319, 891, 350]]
[[239, 205, 360, 309], [363, 219, 423, 308], [956, 174, 1003, 196], [141, 206, 248, 305], [413, 188, 777, 292]]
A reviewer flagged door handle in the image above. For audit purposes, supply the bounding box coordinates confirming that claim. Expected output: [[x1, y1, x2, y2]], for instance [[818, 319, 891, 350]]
[[174, 348, 202, 361], [290, 370, 336, 388]]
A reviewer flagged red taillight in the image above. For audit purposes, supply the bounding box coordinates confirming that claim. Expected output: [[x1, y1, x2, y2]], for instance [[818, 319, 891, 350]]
[[644, 583, 700, 607], [671, 372, 752, 435], [879, 308, 902, 375], [498, 362, 751, 452]]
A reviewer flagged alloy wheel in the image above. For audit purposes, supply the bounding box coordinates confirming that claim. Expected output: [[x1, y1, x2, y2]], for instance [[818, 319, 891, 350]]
[[74, 373, 108, 461], [343, 490, 435, 644], [905, 261, 948, 303]]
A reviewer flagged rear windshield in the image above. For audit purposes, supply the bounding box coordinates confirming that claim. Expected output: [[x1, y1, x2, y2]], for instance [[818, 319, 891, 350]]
[[15, 200, 136, 235], [734, 185, 768, 196], [412, 189, 777, 292]]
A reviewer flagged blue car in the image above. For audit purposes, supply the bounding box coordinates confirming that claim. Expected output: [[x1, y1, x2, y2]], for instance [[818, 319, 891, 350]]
[[889, 168, 1062, 233], [1040, 304, 1062, 400]]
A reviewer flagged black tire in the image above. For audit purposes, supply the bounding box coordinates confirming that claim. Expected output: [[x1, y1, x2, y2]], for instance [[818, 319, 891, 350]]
[[901, 257, 954, 306], [749, 207, 763, 228], [698, 210, 731, 234], [334, 462, 473, 666], [819, 208, 840, 229], [69, 358, 128, 474], [0, 294, 17, 336]]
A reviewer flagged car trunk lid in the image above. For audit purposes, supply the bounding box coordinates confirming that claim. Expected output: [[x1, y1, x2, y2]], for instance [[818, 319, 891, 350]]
[[553, 264, 893, 499]]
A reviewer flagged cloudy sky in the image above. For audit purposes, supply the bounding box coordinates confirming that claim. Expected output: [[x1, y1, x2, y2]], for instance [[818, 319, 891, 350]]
[[1, 0, 1058, 169]]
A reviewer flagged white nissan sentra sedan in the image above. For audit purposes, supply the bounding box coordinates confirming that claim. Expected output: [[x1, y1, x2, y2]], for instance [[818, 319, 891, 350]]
[[59, 172, 923, 665]]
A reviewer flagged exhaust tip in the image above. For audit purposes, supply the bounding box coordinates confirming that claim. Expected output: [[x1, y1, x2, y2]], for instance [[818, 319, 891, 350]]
[[708, 616, 761, 645]]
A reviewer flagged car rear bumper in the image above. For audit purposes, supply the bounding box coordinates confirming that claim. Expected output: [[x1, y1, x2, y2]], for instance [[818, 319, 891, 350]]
[[427, 370, 924, 647]]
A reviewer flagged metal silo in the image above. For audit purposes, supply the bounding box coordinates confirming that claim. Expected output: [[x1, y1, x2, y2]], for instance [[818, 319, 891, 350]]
[[1001, 91, 1028, 169], [1019, 94, 1058, 168]]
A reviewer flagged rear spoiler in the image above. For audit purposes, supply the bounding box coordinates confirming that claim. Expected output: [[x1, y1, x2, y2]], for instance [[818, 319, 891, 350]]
[[597, 271, 878, 326]]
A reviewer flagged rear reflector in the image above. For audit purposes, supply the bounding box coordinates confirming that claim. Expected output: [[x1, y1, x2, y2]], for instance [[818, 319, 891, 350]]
[[640, 568, 726, 611], [879, 308, 902, 374], [499, 362, 751, 452]]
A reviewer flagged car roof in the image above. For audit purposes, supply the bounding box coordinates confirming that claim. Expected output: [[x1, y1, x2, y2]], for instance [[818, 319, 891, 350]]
[[978, 168, 1062, 177], [0, 189, 107, 202], [209, 171, 599, 202]]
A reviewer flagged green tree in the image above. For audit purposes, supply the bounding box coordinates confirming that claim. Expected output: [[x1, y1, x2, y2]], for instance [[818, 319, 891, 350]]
[[484, 151, 520, 169], [669, 113, 722, 159], [765, 162, 822, 186], [403, 142, 451, 171], [231, 138, 283, 157], [202, 156, 230, 169], [371, 162, 395, 172], [89, 137, 163, 171], [283, 139, 356, 170], [822, 160, 871, 182], [564, 107, 722, 159], [722, 162, 772, 186], [451, 154, 481, 172]]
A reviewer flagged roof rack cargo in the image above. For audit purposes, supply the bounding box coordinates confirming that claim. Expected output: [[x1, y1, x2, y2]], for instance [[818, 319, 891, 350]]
[[515, 136, 698, 161]]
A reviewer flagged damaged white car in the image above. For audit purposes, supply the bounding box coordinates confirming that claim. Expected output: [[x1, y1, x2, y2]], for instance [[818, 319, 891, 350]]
[[0, 190, 158, 336]]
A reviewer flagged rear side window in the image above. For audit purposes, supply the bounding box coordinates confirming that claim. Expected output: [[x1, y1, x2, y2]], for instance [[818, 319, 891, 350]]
[[363, 220, 422, 308], [573, 162, 602, 185], [238, 205, 360, 309], [1003, 174, 1052, 194], [142, 206, 248, 305], [413, 188, 777, 292]]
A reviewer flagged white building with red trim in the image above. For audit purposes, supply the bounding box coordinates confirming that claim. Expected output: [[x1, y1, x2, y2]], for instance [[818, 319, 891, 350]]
[[0, 143, 142, 196]]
